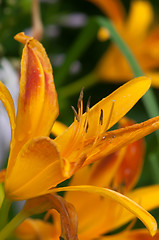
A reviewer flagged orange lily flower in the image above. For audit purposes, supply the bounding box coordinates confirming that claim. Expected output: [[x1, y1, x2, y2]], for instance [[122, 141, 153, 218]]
[[15, 117, 159, 240], [89, 0, 159, 87], [1, 33, 159, 237]]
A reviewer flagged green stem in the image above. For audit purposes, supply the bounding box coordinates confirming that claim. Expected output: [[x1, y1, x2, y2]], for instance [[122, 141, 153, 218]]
[[96, 17, 159, 120], [0, 198, 12, 230], [0, 210, 27, 240], [58, 72, 97, 99]]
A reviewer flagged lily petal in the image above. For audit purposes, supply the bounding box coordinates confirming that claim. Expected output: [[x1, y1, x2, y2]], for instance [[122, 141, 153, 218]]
[[145, 71, 159, 88], [5, 137, 64, 200], [50, 185, 157, 237], [96, 185, 159, 235], [88, 0, 125, 25], [0, 81, 15, 143], [15, 216, 60, 240], [98, 230, 159, 240], [23, 194, 78, 240], [113, 117, 145, 192], [126, 1, 153, 40], [14, 32, 58, 147], [84, 116, 159, 166], [55, 77, 151, 152], [88, 149, 126, 188], [51, 121, 67, 137]]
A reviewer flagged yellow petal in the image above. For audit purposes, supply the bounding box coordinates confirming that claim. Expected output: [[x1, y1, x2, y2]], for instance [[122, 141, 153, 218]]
[[55, 77, 151, 153], [13, 32, 58, 149], [126, 1, 153, 40], [98, 185, 159, 234], [98, 230, 159, 240], [0, 81, 15, 143], [51, 121, 67, 137], [5, 137, 64, 200], [50, 185, 157, 236], [145, 71, 159, 88]]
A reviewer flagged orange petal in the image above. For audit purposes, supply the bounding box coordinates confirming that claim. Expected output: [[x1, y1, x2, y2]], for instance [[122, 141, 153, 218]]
[[51, 185, 157, 237], [113, 117, 145, 192], [88, 0, 125, 25], [98, 229, 159, 240], [83, 116, 159, 166], [12, 32, 58, 157], [15, 215, 61, 240], [88, 149, 126, 188], [0, 81, 15, 143], [5, 137, 64, 200]]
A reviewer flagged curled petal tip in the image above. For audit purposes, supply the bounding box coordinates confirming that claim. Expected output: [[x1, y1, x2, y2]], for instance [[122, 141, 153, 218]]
[[150, 220, 157, 237], [14, 32, 33, 45]]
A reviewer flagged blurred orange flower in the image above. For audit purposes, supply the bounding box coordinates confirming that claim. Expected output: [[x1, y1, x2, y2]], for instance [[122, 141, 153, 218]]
[[90, 0, 159, 87]]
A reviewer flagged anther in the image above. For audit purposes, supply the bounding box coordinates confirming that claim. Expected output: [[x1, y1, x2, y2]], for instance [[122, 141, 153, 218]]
[[104, 100, 115, 132], [99, 109, 103, 125], [77, 87, 84, 109], [84, 120, 89, 132], [71, 106, 79, 122], [86, 96, 91, 111]]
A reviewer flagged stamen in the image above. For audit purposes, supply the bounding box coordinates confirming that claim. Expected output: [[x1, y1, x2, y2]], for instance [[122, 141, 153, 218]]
[[83, 96, 91, 133], [78, 87, 84, 108], [99, 109, 103, 125], [86, 96, 91, 111], [78, 87, 84, 116], [83, 118, 89, 133], [71, 106, 79, 122], [104, 100, 115, 132]]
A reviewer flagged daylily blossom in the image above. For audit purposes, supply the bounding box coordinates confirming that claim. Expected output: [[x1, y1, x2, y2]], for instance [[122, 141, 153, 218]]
[[89, 0, 159, 87], [15, 117, 159, 240], [1, 33, 159, 238]]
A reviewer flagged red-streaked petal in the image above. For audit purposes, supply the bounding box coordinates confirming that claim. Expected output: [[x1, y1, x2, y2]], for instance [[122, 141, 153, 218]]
[[12, 32, 58, 157], [88, 149, 126, 188], [112, 117, 145, 192]]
